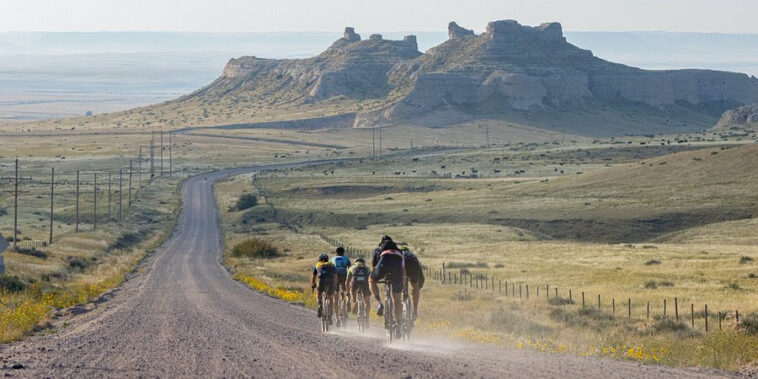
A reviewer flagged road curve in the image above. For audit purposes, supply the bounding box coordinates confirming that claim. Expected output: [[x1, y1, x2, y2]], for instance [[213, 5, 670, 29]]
[[0, 164, 736, 378]]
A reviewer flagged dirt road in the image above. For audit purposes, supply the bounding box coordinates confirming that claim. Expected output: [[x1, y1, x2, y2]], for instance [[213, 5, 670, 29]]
[[0, 164, 736, 378]]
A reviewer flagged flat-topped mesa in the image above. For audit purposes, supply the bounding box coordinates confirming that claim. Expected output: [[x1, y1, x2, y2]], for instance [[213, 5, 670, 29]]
[[343, 27, 361, 42], [485, 19, 566, 43], [448, 22, 475, 39]]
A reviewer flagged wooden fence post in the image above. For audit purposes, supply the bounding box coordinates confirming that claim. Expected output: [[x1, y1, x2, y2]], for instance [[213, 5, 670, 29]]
[[555, 288, 558, 298], [597, 294, 601, 310], [675, 297, 679, 321], [691, 303, 695, 328], [647, 302, 650, 319], [546, 284, 549, 301], [664, 299, 667, 318], [705, 304, 709, 332], [569, 289, 572, 303], [612, 298, 615, 315], [718, 311, 722, 331], [582, 292, 585, 308], [519, 284, 522, 298], [526, 284, 529, 299], [628, 298, 631, 318], [736, 310, 740, 323]]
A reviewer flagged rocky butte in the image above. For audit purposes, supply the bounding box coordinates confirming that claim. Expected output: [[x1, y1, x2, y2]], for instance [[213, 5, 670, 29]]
[[186, 20, 758, 136]]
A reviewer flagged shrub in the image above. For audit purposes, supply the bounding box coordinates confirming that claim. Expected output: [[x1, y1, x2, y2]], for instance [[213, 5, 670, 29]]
[[66, 256, 90, 270], [232, 238, 280, 258], [738, 313, 758, 335], [13, 247, 48, 259], [739, 256, 754, 264], [0, 275, 26, 292], [548, 296, 574, 306], [107, 230, 149, 252], [658, 280, 674, 287], [651, 318, 697, 337], [0, 208, 7, 216], [447, 261, 488, 269], [645, 259, 661, 265], [494, 263, 504, 268], [644, 281, 658, 289], [233, 193, 257, 211]]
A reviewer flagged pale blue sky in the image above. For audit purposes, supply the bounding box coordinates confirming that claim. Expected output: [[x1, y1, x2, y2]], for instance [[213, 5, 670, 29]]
[[3, 0, 758, 33]]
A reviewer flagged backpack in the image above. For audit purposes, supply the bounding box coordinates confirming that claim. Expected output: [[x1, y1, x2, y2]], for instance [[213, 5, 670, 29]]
[[352, 265, 369, 283]]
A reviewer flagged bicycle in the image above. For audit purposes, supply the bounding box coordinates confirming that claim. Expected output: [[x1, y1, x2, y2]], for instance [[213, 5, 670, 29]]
[[355, 290, 368, 333], [378, 275, 406, 343], [337, 287, 348, 328], [400, 288, 414, 340], [317, 289, 332, 333]]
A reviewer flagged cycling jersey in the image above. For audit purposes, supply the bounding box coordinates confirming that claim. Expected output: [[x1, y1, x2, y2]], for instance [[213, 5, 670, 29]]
[[347, 262, 371, 284], [329, 255, 351, 275], [313, 261, 337, 281], [371, 249, 406, 293]]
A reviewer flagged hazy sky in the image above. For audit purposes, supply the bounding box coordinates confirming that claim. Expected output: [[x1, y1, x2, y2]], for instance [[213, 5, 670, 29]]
[[3, 0, 758, 33]]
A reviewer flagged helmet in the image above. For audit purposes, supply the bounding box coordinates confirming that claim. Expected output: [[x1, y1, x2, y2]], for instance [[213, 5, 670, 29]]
[[355, 257, 365, 264], [336, 246, 345, 255], [318, 253, 329, 262], [397, 242, 410, 251]]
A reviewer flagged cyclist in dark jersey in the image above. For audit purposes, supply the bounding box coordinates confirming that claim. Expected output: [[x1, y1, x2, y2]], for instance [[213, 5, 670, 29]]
[[397, 243, 424, 320], [346, 258, 371, 316], [311, 253, 338, 325], [369, 236, 406, 322]]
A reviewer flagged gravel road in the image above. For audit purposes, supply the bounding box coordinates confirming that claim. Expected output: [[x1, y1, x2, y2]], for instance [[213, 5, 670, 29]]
[[0, 164, 738, 378]]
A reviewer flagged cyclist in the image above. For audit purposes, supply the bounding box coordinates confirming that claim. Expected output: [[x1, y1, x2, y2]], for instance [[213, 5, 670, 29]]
[[397, 243, 424, 321], [369, 236, 406, 324], [346, 257, 371, 317], [311, 253, 338, 326], [329, 247, 352, 311]]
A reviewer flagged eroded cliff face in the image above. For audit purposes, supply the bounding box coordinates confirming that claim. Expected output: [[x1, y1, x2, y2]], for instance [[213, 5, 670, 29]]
[[207, 27, 420, 103], [379, 20, 758, 121], [196, 19, 758, 134], [715, 103, 758, 129]]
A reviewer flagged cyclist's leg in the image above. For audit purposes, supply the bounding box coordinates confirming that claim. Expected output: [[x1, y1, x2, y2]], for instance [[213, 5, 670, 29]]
[[411, 284, 420, 318]]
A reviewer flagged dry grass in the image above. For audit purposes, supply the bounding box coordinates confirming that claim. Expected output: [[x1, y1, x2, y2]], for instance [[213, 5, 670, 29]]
[[214, 142, 758, 370]]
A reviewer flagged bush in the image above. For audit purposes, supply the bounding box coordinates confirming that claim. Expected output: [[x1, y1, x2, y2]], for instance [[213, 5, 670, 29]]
[[447, 261, 488, 269], [738, 313, 758, 335], [233, 193, 257, 211], [14, 247, 48, 259], [450, 291, 473, 302], [739, 256, 754, 264], [651, 318, 697, 337], [645, 259, 661, 265], [0, 208, 7, 216], [0, 275, 26, 292], [66, 256, 90, 270], [644, 281, 658, 289], [548, 296, 574, 306], [232, 238, 280, 258], [107, 230, 149, 252]]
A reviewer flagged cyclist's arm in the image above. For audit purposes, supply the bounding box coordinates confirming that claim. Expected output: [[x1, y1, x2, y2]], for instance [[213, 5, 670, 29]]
[[311, 267, 317, 287]]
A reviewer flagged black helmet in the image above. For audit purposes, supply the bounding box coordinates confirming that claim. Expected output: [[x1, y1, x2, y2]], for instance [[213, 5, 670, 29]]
[[336, 246, 345, 256], [355, 257, 365, 264], [318, 253, 329, 262]]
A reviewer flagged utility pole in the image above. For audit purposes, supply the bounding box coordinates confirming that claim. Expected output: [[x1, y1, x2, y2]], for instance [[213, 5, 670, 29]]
[[128, 160, 133, 206], [138, 147, 142, 189], [75, 170, 80, 232], [379, 128, 383, 157], [150, 129, 155, 182], [93, 173, 97, 230], [160, 131, 164, 176], [118, 168, 123, 222], [108, 173, 112, 221], [49, 167, 54, 245], [169, 132, 173, 177], [13, 158, 18, 249]]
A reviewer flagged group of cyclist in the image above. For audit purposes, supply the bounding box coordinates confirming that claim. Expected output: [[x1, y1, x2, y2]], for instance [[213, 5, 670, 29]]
[[310, 235, 424, 328]]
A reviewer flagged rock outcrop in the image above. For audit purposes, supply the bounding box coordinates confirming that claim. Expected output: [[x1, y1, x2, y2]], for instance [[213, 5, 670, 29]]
[[193, 19, 758, 134], [715, 103, 758, 129], [448, 22, 474, 39], [379, 19, 758, 122]]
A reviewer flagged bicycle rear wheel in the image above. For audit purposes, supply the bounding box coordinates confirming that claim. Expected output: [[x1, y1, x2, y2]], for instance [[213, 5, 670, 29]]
[[402, 295, 413, 341]]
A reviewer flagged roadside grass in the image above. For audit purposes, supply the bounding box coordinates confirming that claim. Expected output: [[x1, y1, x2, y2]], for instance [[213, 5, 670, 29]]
[[0, 175, 181, 343]]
